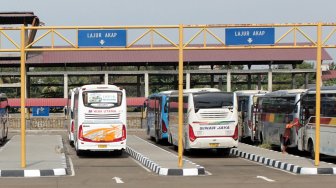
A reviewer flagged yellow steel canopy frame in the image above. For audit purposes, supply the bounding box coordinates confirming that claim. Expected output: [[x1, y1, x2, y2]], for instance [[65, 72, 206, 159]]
[[1, 22, 336, 168]]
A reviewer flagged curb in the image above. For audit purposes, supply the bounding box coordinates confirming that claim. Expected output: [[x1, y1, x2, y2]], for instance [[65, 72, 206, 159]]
[[126, 146, 205, 176], [230, 148, 336, 175], [0, 168, 67, 177]]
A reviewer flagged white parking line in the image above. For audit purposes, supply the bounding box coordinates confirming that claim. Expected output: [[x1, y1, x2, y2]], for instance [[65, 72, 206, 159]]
[[256, 176, 275, 182]]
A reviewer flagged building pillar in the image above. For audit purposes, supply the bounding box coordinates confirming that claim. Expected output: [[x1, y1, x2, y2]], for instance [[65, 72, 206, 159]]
[[305, 73, 309, 89], [218, 76, 223, 91], [291, 73, 296, 89], [268, 69, 272, 92], [247, 74, 252, 90], [145, 72, 149, 97], [186, 73, 190, 89], [26, 75, 30, 98], [258, 75, 262, 90], [64, 73, 68, 98], [227, 70, 231, 92], [137, 75, 141, 97], [104, 73, 108, 85]]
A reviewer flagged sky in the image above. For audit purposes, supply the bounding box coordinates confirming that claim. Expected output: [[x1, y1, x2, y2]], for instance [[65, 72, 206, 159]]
[[1, 0, 334, 26], [1, 0, 336, 62]]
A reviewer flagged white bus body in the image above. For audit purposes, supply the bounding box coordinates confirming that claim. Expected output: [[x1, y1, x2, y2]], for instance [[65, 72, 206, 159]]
[[298, 86, 336, 158], [168, 88, 238, 151], [73, 84, 127, 155], [235, 90, 268, 143], [255, 89, 306, 147], [66, 88, 77, 146]]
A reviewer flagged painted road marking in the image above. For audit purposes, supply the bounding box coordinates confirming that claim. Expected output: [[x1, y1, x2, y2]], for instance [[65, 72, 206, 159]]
[[256, 176, 275, 182]]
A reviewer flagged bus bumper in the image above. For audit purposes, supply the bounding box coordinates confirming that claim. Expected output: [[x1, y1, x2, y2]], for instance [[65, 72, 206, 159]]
[[188, 137, 238, 149], [77, 141, 126, 151]]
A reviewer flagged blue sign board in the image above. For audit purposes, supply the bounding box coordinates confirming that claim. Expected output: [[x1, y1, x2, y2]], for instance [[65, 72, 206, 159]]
[[78, 30, 127, 47], [225, 28, 275, 45], [32, 107, 49, 117]]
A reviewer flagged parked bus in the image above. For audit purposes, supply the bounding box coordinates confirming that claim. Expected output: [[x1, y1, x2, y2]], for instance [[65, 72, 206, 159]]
[[66, 88, 78, 146], [146, 90, 174, 143], [298, 86, 336, 158], [235, 90, 268, 143], [168, 88, 238, 152], [255, 89, 306, 148], [0, 93, 9, 144], [73, 84, 127, 156]]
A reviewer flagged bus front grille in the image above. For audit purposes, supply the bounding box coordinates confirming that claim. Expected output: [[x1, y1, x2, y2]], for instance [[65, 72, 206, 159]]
[[85, 113, 120, 119], [199, 112, 228, 119]]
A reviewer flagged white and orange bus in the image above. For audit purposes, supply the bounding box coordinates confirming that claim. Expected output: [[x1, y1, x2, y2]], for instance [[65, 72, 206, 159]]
[[73, 84, 127, 156]]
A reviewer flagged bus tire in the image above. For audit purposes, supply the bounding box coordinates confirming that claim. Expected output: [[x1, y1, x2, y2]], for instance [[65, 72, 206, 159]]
[[75, 142, 83, 156], [308, 140, 315, 160], [155, 130, 160, 144], [259, 132, 263, 145], [69, 140, 74, 147]]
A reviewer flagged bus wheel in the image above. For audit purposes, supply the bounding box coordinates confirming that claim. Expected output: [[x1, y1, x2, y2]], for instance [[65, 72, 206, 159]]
[[155, 131, 160, 144], [259, 132, 263, 145], [76, 149, 83, 156], [308, 140, 315, 160]]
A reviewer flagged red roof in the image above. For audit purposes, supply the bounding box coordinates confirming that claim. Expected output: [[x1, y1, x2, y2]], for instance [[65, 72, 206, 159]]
[[127, 97, 146, 107], [8, 98, 67, 107], [8, 97, 146, 107], [322, 70, 336, 81], [30, 48, 332, 63], [0, 45, 332, 65]]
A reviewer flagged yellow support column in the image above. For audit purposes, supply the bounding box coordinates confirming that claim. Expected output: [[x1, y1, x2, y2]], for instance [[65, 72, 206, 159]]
[[178, 24, 184, 168], [20, 26, 26, 168], [315, 22, 322, 166]]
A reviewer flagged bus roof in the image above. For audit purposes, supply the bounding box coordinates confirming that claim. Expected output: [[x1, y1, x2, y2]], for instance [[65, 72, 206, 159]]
[[264, 89, 307, 97], [170, 88, 221, 96], [235, 90, 268, 96], [159, 90, 177, 95], [79, 84, 121, 91], [306, 86, 336, 94]]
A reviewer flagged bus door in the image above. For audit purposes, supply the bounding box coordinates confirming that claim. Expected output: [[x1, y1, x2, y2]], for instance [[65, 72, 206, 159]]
[[154, 97, 161, 136]]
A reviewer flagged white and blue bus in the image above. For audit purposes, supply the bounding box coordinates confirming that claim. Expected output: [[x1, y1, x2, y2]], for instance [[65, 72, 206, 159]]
[[235, 90, 268, 143], [168, 88, 238, 152], [73, 84, 127, 156], [0, 93, 9, 144], [146, 91, 174, 143]]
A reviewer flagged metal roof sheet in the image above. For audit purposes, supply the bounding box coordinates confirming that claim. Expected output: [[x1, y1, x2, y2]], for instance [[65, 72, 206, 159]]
[[1, 47, 332, 66]]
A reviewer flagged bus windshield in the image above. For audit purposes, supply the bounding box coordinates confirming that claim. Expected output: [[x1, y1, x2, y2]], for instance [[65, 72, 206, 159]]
[[193, 92, 233, 112], [303, 94, 336, 118], [261, 96, 296, 114], [83, 91, 122, 108]]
